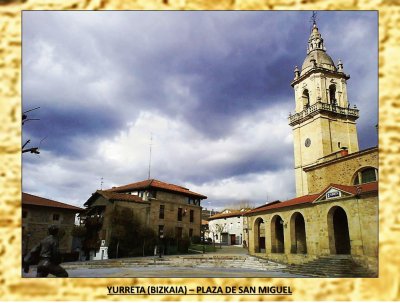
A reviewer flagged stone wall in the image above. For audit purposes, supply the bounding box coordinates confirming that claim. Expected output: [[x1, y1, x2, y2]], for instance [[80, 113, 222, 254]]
[[22, 206, 77, 253], [91, 193, 202, 246], [305, 147, 378, 194], [247, 193, 378, 273], [148, 198, 201, 239]]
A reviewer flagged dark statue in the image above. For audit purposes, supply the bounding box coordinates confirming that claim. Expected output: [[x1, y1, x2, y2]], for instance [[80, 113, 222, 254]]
[[23, 225, 68, 277]]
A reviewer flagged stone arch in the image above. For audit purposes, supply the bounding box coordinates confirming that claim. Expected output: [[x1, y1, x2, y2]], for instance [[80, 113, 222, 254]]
[[253, 217, 265, 253], [271, 215, 285, 253], [352, 166, 378, 185], [327, 206, 351, 254], [302, 89, 310, 108], [290, 212, 307, 254], [329, 84, 336, 105]]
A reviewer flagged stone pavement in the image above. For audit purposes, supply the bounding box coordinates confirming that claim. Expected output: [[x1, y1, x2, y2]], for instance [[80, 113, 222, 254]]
[[211, 244, 248, 254], [22, 246, 307, 278]]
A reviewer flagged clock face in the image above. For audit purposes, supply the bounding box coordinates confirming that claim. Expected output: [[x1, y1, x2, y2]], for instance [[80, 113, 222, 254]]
[[305, 138, 311, 147]]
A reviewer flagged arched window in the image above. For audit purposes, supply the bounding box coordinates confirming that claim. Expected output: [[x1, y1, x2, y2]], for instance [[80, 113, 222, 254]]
[[329, 84, 336, 105], [353, 167, 378, 185], [302, 89, 310, 108]]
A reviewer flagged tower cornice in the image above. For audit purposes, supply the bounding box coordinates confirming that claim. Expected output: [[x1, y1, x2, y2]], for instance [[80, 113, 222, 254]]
[[291, 66, 350, 87]]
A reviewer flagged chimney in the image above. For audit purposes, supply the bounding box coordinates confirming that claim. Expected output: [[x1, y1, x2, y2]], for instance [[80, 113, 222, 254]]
[[340, 147, 348, 157]]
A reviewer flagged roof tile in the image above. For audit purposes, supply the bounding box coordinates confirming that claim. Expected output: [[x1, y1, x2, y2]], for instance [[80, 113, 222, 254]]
[[209, 210, 248, 220], [107, 179, 207, 199], [247, 181, 378, 215], [22, 193, 84, 211], [97, 190, 148, 203]]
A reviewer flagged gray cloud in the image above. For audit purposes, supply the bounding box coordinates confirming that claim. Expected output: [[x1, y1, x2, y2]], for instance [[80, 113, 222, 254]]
[[22, 11, 378, 210]]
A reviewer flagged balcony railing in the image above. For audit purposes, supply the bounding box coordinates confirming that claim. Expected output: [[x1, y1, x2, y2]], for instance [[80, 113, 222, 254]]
[[289, 102, 359, 126]]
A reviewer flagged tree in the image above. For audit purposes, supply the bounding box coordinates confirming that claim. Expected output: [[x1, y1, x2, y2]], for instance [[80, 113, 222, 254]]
[[211, 223, 226, 248], [22, 107, 41, 154], [108, 206, 157, 258]]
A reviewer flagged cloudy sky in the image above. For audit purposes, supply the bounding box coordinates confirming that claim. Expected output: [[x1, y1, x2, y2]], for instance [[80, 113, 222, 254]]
[[22, 11, 378, 210]]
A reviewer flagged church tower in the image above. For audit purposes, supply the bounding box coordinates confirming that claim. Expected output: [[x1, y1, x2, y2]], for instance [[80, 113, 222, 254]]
[[289, 21, 360, 197]]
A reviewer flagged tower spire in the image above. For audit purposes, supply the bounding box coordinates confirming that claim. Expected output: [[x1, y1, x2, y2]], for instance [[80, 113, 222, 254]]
[[307, 12, 325, 54]]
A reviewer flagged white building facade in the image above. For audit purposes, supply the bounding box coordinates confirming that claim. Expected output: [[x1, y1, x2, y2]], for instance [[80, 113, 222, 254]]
[[208, 209, 249, 246]]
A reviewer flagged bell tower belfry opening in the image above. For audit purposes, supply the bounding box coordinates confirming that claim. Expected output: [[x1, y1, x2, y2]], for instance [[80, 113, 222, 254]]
[[289, 20, 360, 197]]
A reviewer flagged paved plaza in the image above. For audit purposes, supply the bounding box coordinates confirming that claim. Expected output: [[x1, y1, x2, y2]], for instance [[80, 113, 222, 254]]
[[22, 246, 306, 278]]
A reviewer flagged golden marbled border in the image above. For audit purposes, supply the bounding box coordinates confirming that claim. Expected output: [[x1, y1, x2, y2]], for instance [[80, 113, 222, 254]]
[[0, 0, 398, 301]]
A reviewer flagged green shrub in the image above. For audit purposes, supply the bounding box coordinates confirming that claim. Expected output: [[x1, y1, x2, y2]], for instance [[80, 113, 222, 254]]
[[191, 235, 201, 244]]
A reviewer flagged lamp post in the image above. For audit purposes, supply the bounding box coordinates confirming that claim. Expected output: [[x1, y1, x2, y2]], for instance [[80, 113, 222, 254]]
[[159, 235, 164, 258], [202, 228, 205, 254]]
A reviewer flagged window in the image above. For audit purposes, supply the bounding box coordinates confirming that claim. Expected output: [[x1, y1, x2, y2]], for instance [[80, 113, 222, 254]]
[[329, 84, 336, 105], [158, 225, 164, 238], [53, 214, 60, 221], [149, 190, 157, 199], [302, 89, 310, 108], [159, 205, 165, 219], [216, 234, 218, 240], [189, 228, 193, 238], [353, 167, 378, 185], [190, 210, 194, 223], [22, 210, 28, 219], [177, 208, 183, 221]]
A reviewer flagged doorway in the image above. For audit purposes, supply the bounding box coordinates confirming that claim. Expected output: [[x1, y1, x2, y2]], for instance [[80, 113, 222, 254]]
[[328, 206, 351, 254]]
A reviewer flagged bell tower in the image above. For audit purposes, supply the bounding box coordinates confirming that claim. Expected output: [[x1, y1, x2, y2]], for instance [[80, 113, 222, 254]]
[[289, 21, 360, 197]]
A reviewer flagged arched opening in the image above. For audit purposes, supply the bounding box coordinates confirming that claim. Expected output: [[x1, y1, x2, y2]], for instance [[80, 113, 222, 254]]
[[253, 218, 265, 253], [290, 212, 307, 254], [329, 84, 336, 105], [328, 206, 351, 254], [271, 215, 285, 253], [353, 167, 378, 185], [302, 89, 310, 108]]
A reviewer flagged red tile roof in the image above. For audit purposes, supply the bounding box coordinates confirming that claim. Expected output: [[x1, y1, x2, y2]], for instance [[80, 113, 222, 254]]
[[97, 190, 147, 203], [84, 190, 149, 207], [22, 193, 84, 212], [246, 194, 320, 215], [247, 181, 378, 215], [208, 209, 249, 220], [107, 179, 207, 199], [325, 182, 378, 195]]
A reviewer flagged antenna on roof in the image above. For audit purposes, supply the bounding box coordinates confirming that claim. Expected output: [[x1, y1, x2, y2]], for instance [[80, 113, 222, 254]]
[[148, 133, 153, 179], [100, 177, 104, 190]]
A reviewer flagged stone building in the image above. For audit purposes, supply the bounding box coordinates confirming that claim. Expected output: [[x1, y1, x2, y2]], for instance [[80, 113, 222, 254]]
[[83, 179, 207, 259], [22, 192, 84, 256], [208, 209, 249, 246], [245, 22, 378, 275]]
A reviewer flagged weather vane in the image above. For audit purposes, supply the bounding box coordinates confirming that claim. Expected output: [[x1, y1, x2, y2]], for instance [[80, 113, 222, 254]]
[[310, 11, 318, 25]]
